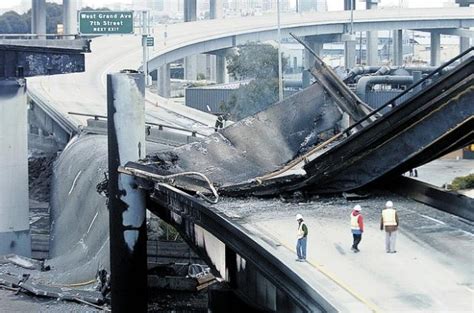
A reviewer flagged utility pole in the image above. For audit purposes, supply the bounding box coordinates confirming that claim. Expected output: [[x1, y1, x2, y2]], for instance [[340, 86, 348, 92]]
[[277, 0, 283, 102], [142, 10, 149, 85]]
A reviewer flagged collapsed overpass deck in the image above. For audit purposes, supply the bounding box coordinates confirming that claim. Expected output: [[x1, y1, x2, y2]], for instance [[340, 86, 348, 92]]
[[126, 49, 474, 199]]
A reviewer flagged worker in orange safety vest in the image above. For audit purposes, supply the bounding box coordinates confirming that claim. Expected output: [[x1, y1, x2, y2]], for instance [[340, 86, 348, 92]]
[[350, 205, 364, 253]]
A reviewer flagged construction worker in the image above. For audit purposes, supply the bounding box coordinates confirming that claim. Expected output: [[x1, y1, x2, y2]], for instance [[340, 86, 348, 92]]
[[296, 214, 308, 262], [350, 205, 364, 253], [380, 201, 400, 253]]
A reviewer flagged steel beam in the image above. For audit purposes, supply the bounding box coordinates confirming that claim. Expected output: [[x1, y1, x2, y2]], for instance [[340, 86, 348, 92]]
[[107, 72, 147, 313], [302, 38, 323, 87]]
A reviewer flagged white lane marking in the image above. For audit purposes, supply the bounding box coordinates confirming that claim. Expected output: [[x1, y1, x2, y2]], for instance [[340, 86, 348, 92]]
[[86, 211, 99, 235], [68, 170, 82, 195], [459, 230, 474, 237], [420, 214, 446, 225]]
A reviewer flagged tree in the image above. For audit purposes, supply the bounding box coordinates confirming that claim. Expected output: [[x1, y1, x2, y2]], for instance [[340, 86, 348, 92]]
[[45, 3, 62, 34], [0, 11, 28, 34], [223, 43, 287, 120]]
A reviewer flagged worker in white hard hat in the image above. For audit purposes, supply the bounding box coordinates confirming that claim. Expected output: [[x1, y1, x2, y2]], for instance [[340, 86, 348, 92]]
[[350, 205, 364, 253], [295, 214, 308, 262], [380, 200, 400, 253]]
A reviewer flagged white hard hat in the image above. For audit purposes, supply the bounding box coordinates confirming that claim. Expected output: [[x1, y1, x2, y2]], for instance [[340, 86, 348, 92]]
[[296, 214, 303, 220], [354, 205, 362, 211], [386, 201, 393, 208]]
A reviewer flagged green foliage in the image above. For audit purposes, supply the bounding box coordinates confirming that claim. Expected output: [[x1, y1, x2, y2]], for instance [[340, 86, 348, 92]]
[[227, 43, 286, 80], [449, 174, 474, 191], [196, 72, 206, 80], [0, 11, 28, 34], [225, 79, 279, 120], [223, 43, 286, 120], [159, 220, 182, 241], [45, 3, 62, 34]]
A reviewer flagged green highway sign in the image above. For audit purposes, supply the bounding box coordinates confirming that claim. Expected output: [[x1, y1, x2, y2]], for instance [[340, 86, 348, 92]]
[[146, 36, 154, 47], [78, 11, 134, 35]]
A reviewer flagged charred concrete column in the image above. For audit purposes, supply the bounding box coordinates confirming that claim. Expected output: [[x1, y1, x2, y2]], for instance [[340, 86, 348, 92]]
[[62, 0, 78, 37], [430, 31, 441, 66], [158, 63, 171, 97], [0, 79, 31, 257], [210, 0, 223, 19], [31, 0, 46, 38], [107, 72, 147, 313], [302, 37, 323, 88], [393, 29, 403, 66], [366, 0, 379, 66]]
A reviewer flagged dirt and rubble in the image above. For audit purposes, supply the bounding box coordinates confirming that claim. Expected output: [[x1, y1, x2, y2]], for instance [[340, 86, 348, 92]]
[[28, 152, 56, 203]]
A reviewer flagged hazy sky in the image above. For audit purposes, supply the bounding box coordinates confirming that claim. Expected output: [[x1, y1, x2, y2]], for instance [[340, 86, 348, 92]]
[[0, 0, 454, 11]]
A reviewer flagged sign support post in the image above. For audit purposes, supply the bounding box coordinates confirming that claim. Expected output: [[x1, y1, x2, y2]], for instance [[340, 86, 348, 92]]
[[142, 11, 150, 86]]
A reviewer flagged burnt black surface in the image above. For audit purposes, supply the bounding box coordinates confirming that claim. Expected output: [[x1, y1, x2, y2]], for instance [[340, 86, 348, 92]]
[[145, 82, 343, 187]]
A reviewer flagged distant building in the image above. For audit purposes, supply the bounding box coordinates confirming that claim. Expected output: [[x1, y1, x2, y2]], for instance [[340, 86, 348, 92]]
[[297, 0, 327, 12]]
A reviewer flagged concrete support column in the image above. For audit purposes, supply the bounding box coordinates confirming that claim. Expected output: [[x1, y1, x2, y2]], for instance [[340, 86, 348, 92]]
[[302, 38, 323, 87], [393, 29, 403, 66], [459, 2, 471, 55], [31, 0, 46, 37], [366, 31, 378, 66], [366, 0, 379, 66], [158, 64, 171, 98], [107, 72, 147, 312], [344, 0, 356, 70], [184, 0, 197, 81], [184, 0, 197, 22], [184, 55, 198, 80], [430, 31, 441, 66], [344, 40, 356, 70], [0, 79, 31, 257], [460, 36, 470, 54], [205, 54, 216, 81], [344, 0, 356, 10], [215, 54, 227, 84], [210, 0, 223, 19], [62, 0, 77, 37]]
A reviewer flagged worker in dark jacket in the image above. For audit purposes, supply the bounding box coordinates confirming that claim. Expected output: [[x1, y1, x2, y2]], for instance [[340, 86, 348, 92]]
[[350, 205, 364, 253], [296, 214, 308, 262], [380, 201, 400, 253]]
